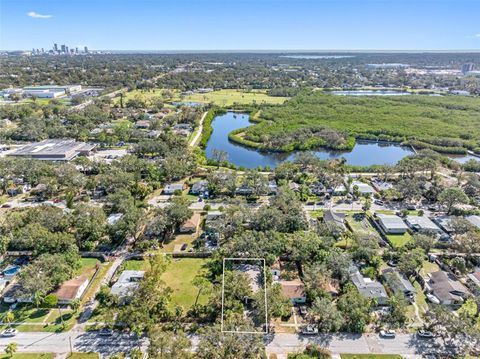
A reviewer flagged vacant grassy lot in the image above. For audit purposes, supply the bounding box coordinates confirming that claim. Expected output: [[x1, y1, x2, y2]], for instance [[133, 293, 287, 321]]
[[179, 89, 288, 106], [119, 258, 210, 310], [244, 91, 480, 152], [163, 258, 211, 309]]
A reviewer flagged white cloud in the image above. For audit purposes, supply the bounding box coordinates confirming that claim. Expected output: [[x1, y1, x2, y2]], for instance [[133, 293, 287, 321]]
[[475, 34, 480, 38], [27, 11, 52, 19]]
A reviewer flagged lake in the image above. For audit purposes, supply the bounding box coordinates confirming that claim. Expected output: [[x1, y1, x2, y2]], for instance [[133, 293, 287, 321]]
[[205, 112, 416, 168]]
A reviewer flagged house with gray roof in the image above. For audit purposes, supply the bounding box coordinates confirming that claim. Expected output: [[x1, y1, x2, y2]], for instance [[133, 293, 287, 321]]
[[323, 209, 347, 232], [349, 266, 389, 305], [427, 271, 469, 306], [376, 214, 408, 234], [405, 216, 443, 234], [382, 268, 416, 301]]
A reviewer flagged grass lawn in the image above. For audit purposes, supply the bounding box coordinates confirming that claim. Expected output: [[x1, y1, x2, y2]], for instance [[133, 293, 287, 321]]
[[0, 303, 50, 324], [67, 353, 100, 359], [161, 233, 197, 253], [77, 258, 100, 276], [162, 258, 211, 310], [419, 260, 440, 277], [0, 354, 54, 359], [179, 89, 288, 106], [120, 259, 150, 272], [81, 261, 112, 305], [341, 355, 403, 359], [386, 232, 412, 249], [346, 213, 378, 236]]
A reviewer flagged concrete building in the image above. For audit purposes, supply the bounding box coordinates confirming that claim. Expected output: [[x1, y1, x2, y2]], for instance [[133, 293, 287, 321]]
[[7, 139, 96, 161], [376, 214, 408, 234]]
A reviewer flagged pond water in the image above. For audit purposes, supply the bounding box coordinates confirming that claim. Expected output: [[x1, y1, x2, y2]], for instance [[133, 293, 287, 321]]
[[205, 112, 416, 168]]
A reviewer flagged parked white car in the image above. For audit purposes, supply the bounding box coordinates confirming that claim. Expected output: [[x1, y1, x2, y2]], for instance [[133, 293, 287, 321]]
[[426, 294, 441, 304]]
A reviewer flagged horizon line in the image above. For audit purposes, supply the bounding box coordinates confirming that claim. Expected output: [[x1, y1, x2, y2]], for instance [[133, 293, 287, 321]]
[[2, 49, 480, 53]]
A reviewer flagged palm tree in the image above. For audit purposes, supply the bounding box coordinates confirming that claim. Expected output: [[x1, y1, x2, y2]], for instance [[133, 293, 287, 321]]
[[2, 311, 14, 327], [5, 342, 17, 357]]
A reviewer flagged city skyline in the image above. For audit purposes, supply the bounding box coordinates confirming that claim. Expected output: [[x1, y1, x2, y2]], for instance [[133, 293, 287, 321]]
[[1, 0, 480, 51]]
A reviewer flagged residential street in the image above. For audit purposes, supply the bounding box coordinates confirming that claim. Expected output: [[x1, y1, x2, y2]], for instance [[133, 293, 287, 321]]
[[0, 331, 443, 357]]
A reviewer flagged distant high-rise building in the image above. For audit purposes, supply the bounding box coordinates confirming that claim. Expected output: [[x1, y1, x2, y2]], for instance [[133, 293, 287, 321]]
[[75, 47, 79, 54], [41, 48, 45, 53], [84, 46, 89, 54], [54, 43, 58, 52], [61, 44, 66, 53], [462, 63, 475, 74], [65, 46, 69, 54]]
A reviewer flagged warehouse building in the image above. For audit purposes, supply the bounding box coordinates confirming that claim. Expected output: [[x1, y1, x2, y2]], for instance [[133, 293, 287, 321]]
[[7, 139, 96, 161]]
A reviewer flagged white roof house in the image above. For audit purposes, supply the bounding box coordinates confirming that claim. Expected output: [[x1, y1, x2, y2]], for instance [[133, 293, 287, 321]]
[[351, 181, 375, 195], [405, 216, 443, 233], [163, 183, 184, 194], [466, 215, 480, 230], [377, 214, 408, 234], [111, 270, 145, 299]]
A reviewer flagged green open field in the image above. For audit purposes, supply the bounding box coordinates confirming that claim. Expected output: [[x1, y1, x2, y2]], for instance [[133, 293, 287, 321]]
[[240, 91, 480, 152], [179, 89, 288, 106], [113, 88, 288, 107]]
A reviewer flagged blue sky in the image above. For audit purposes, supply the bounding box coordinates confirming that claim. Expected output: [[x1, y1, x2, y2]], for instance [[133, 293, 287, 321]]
[[1, 0, 479, 51]]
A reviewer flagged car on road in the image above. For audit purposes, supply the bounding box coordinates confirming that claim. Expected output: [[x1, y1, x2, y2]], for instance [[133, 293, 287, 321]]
[[98, 328, 113, 336], [1, 328, 18, 337], [181, 243, 188, 251], [380, 329, 396, 338], [417, 329, 434, 338], [374, 200, 384, 205], [1, 204, 11, 208], [301, 325, 318, 335], [426, 294, 441, 304]]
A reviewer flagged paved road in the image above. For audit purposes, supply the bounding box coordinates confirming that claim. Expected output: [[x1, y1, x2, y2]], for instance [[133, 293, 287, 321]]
[[0, 331, 443, 356], [0, 332, 147, 355], [189, 111, 208, 147], [266, 333, 441, 356]]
